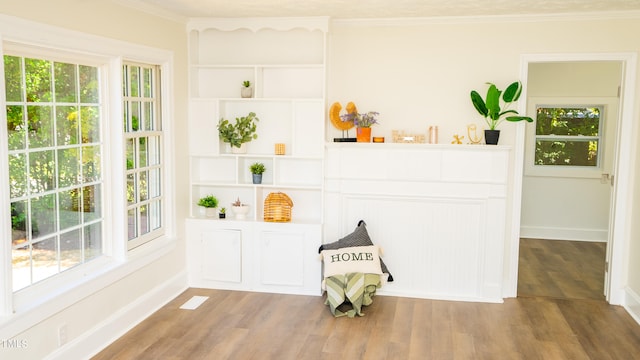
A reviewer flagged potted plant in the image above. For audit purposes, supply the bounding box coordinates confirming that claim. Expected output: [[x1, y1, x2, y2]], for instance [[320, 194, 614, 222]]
[[218, 207, 226, 219], [241, 80, 253, 98], [231, 197, 250, 220], [250, 162, 266, 184], [470, 81, 533, 145], [340, 110, 379, 143], [217, 112, 260, 153], [198, 195, 218, 217]]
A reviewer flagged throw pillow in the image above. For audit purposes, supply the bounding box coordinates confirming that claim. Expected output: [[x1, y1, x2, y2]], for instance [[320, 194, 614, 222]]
[[321, 245, 383, 278], [319, 220, 394, 281]]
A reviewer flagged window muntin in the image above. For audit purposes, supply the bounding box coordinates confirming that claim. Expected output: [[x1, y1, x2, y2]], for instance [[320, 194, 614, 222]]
[[122, 63, 163, 249], [534, 106, 603, 167], [4, 54, 103, 291]]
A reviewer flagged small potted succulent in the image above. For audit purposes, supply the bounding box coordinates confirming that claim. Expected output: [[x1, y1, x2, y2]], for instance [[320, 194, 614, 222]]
[[197, 195, 218, 217], [231, 197, 250, 220], [217, 112, 260, 153], [241, 80, 253, 98], [250, 162, 266, 184], [470, 81, 533, 145], [218, 207, 226, 219]]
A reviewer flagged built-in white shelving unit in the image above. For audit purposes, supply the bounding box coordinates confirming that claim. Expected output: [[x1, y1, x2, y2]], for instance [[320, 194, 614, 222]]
[[186, 17, 328, 295]]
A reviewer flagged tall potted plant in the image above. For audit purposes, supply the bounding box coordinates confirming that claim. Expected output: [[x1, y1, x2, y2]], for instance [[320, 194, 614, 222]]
[[470, 81, 533, 144], [217, 112, 260, 153]]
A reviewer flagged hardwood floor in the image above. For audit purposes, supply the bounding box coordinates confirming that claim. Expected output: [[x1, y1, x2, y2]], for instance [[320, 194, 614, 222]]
[[518, 238, 606, 300], [94, 239, 639, 359]]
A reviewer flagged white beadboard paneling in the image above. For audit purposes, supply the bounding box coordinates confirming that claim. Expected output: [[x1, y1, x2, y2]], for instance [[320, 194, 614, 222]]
[[325, 144, 510, 302]]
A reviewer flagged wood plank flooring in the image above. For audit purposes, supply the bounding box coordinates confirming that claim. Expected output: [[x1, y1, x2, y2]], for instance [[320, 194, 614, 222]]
[[518, 238, 606, 300], [94, 239, 640, 359]]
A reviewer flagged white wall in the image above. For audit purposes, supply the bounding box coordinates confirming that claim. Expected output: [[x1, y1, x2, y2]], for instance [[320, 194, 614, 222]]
[[521, 61, 622, 241], [326, 14, 640, 304], [0, 1, 189, 359]]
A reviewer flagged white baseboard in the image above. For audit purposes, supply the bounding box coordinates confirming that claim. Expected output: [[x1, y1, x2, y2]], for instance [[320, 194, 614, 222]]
[[520, 226, 607, 242], [45, 271, 188, 360], [623, 286, 640, 326]]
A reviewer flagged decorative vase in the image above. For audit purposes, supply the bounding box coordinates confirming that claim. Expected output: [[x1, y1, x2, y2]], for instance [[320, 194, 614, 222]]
[[231, 205, 250, 220], [485, 130, 500, 145], [230, 143, 247, 154], [204, 207, 217, 217], [240, 87, 253, 98], [356, 127, 372, 142], [252, 173, 262, 184]]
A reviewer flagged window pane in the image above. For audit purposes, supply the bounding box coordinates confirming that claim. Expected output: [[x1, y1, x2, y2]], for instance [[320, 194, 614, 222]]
[[139, 170, 148, 202], [29, 150, 55, 193], [6, 105, 26, 150], [149, 168, 161, 198], [79, 65, 99, 103], [127, 174, 136, 205], [131, 101, 140, 131], [535, 140, 598, 166], [143, 67, 152, 97], [54, 62, 77, 103], [25, 58, 52, 102], [82, 184, 102, 221], [56, 106, 79, 145], [126, 138, 135, 169], [12, 242, 30, 291], [130, 66, 140, 97], [31, 194, 57, 239], [59, 189, 81, 231], [80, 105, 100, 143], [60, 229, 81, 271], [149, 200, 161, 231], [11, 200, 28, 242], [4, 55, 23, 102], [127, 208, 137, 240], [84, 222, 102, 261], [148, 135, 160, 166], [140, 204, 149, 235], [139, 137, 147, 167], [82, 145, 101, 183], [9, 153, 27, 198], [27, 105, 54, 148], [536, 107, 600, 136], [32, 236, 57, 283], [58, 148, 79, 188]]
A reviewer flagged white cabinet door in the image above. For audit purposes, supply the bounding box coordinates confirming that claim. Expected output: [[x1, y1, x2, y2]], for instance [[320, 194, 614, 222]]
[[201, 229, 242, 283], [258, 230, 306, 287]]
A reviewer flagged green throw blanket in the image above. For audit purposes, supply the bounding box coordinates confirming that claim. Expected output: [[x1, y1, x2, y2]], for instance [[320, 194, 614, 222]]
[[324, 272, 381, 317]]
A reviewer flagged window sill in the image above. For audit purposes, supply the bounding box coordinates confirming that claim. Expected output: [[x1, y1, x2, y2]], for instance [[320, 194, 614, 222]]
[[0, 236, 176, 339]]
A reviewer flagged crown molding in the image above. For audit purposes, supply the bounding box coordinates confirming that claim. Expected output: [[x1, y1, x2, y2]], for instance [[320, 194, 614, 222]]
[[331, 10, 640, 27]]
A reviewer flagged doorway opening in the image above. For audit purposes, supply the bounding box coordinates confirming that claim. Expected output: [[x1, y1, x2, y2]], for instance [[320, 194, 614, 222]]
[[509, 53, 637, 305]]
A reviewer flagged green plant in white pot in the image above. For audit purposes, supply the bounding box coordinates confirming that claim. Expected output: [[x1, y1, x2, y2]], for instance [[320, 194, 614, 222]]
[[241, 80, 253, 98], [470, 81, 533, 144], [198, 194, 218, 217], [217, 112, 259, 153]]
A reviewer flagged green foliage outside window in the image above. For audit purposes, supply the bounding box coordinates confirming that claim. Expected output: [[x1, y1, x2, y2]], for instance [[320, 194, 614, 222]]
[[535, 107, 601, 167]]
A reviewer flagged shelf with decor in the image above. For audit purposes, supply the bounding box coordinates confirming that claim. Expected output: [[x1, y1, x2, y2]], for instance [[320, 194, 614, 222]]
[[187, 17, 328, 296]]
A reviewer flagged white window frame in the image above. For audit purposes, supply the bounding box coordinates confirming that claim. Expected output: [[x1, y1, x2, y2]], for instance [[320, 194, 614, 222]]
[[0, 15, 175, 336], [525, 96, 618, 179]]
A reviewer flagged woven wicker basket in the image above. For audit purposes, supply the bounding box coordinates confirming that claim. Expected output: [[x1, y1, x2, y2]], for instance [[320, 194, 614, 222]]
[[264, 192, 293, 222]]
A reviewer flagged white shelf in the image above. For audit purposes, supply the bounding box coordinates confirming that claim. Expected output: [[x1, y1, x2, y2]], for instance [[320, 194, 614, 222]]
[[187, 17, 327, 227]]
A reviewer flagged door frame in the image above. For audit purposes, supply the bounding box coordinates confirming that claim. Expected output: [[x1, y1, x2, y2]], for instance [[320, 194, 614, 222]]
[[506, 52, 637, 305]]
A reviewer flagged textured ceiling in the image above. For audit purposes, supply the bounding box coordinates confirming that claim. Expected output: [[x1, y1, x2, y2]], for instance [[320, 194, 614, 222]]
[[122, 0, 640, 19]]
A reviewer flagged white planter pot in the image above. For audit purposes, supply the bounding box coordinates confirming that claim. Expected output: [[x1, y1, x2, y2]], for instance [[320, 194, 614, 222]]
[[231, 205, 250, 220], [230, 143, 247, 154], [240, 87, 253, 98], [204, 207, 217, 217]]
